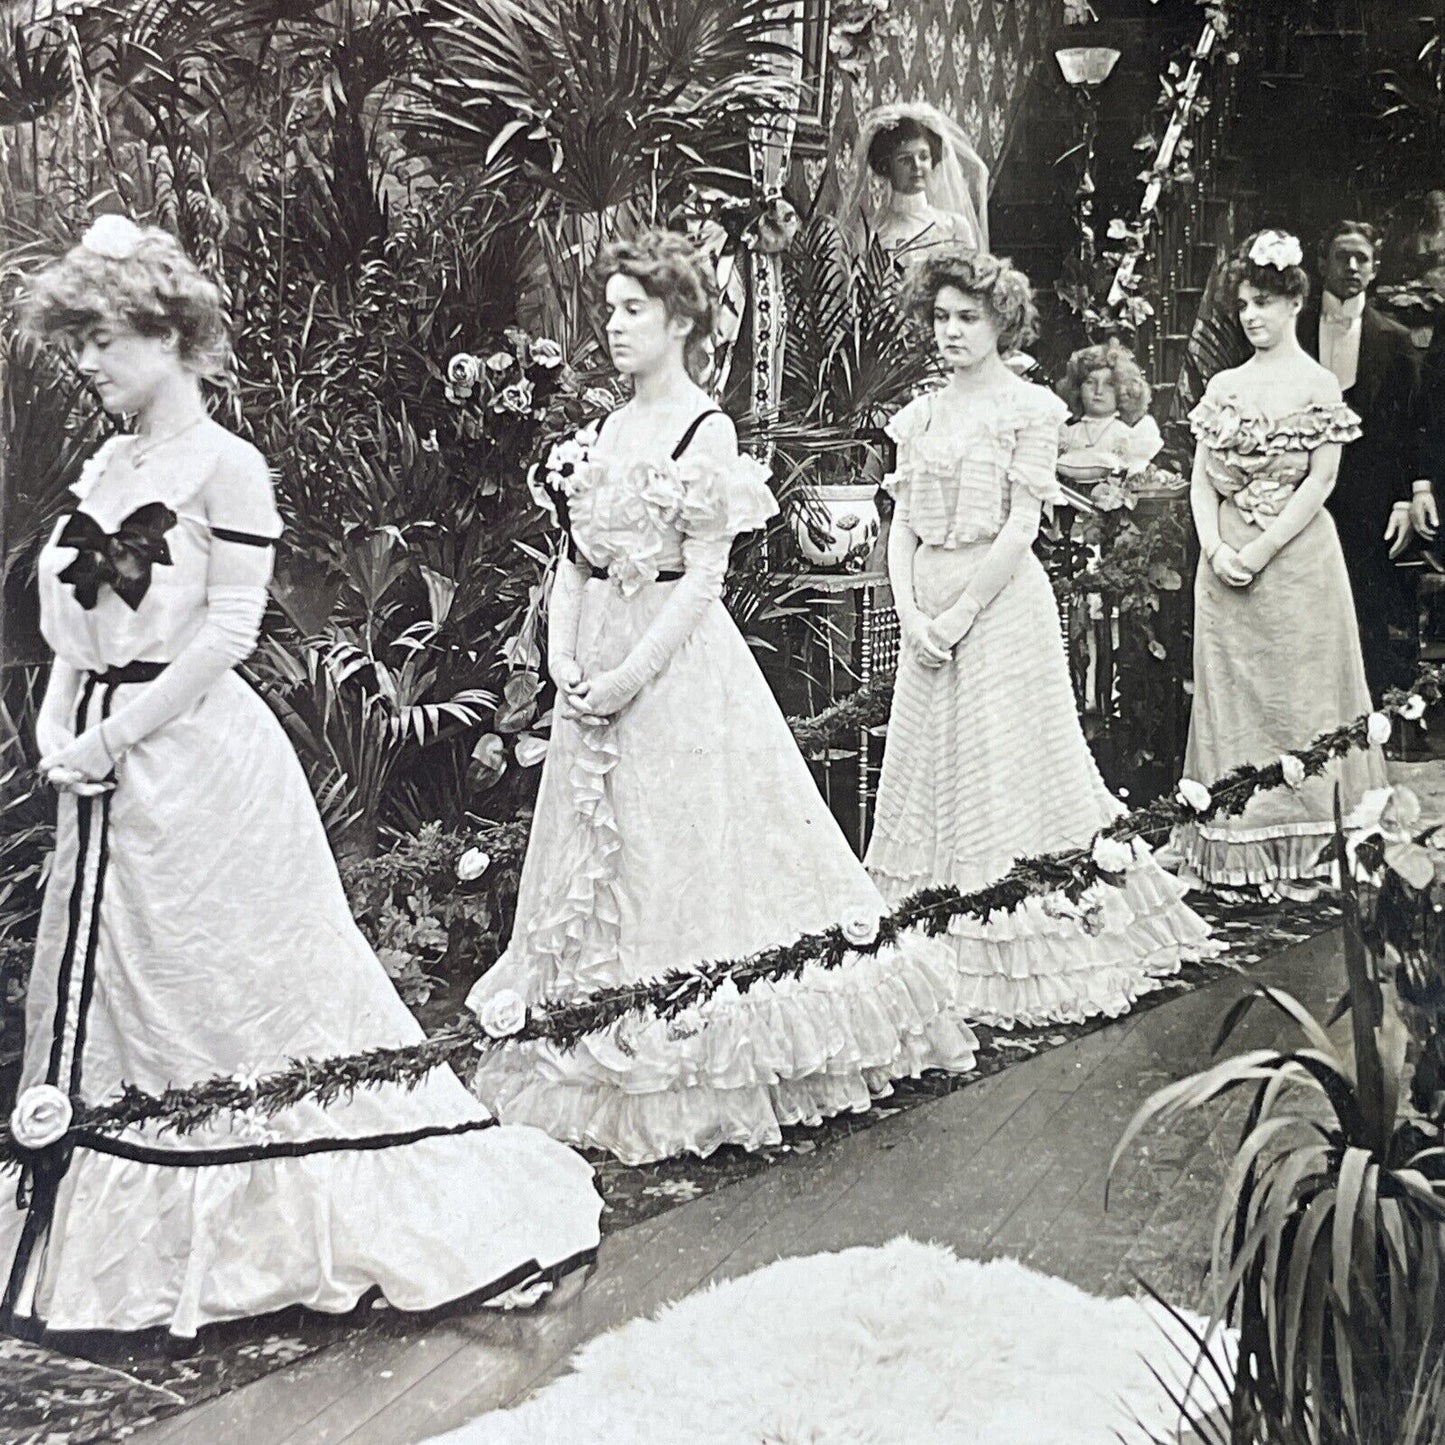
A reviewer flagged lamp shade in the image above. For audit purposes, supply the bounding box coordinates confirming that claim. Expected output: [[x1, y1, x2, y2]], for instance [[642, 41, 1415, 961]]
[[1055, 46, 1121, 88]]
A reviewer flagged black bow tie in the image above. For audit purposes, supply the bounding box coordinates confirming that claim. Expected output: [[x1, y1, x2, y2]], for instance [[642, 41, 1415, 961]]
[[57, 502, 177, 610]]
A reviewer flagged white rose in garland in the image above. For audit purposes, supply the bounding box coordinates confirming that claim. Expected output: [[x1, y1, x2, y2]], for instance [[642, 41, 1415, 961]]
[[841, 912, 880, 947], [10, 1085, 73, 1150], [1177, 778, 1212, 813], [1367, 712, 1393, 746], [1091, 835, 1134, 875], [1279, 755, 1306, 789], [1400, 694, 1427, 722], [477, 988, 527, 1040]]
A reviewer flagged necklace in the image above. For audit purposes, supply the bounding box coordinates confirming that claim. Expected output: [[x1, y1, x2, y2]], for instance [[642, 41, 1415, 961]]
[[1077, 416, 1118, 445], [127, 416, 206, 469]]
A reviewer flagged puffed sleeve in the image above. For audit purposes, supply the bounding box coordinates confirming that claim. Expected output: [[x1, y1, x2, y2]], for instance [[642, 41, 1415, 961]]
[[1007, 388, 1068, 504], [882, 395, 932, 519], [205, 443, 284, 542], [677, 453, 779, 542]]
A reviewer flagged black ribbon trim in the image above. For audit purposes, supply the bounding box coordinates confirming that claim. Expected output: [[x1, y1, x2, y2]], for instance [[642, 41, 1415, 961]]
[[68, 686, 117, 1097], [76, 1117, 501, 1168], [43, 678, 99, 1088], [8, 678, 120, 1323], [210, 526, 277, 548]]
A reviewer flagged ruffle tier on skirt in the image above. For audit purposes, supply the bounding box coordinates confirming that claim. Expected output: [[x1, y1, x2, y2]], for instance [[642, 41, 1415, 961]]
[[865, 547, 1218, 1029], [468, 581, 979, 1166], [3, 670, 601, 1336]]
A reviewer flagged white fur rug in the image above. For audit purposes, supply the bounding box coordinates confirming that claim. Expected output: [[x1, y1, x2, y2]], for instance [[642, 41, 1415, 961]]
[[426, 1237, 1234, 1444]]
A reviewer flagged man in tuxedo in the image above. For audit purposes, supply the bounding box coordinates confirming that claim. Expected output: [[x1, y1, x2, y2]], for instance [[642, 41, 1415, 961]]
[[1300, 221, 1429, 703]]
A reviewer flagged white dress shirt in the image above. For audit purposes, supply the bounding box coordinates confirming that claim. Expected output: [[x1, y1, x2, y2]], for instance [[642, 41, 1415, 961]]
[[1318, 290, 1365, 393]]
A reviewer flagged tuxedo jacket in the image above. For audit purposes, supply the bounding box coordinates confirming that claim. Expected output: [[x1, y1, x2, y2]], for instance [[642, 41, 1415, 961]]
[[1298, 297, 1421, 543]]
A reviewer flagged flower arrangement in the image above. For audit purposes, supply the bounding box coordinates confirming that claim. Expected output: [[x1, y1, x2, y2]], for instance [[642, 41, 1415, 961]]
[[827, 0, 901, 80], [443, 329, 569, 435]]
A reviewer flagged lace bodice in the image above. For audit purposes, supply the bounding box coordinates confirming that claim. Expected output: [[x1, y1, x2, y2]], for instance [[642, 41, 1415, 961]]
[[540, 430, 777, 596], [884, 381, 1068, 546], [37, 436, 282, 671], [1188, 397, 1362, 527]]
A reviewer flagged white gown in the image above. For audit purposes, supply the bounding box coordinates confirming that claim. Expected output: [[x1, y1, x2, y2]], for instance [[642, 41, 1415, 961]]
[[0, 438, 601, 1337], [466, 413, 979, 1165]]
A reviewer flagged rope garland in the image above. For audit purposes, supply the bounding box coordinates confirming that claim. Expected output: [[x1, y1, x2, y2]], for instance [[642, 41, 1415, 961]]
[[4, 668, 1437, 1170]]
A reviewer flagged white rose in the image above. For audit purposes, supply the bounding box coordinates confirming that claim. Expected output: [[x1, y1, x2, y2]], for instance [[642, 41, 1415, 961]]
[[498, 378, 534, 413], [1367, 711, 1393, 746], [1248, 231, 1303, 270], [530, 338, 564, 369], [81, 213, 144, 260], [456, 847, 491, 882], [477, 988, 527, 1040], [10, 1084, 73, 1149], [1091, 835, 1134, 874], [485, 350, 515, 374], [447, 353, 482, 387], [1401, 694, 1427, 722], [1177, 778, 1212, 813], [1279, 754, 1306, 789], [841, 912, 879, 947]]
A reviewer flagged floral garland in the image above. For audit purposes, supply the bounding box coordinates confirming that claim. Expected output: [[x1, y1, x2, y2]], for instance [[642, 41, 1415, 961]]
[[5, 669, 1436, 1167]]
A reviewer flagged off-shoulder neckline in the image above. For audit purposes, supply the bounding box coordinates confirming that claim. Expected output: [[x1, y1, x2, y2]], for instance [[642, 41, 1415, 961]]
[[1192, 395, 1352, 425]]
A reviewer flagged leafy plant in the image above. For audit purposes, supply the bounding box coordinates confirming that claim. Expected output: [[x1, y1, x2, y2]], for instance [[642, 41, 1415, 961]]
[[1112, 790, 1445, 1443]]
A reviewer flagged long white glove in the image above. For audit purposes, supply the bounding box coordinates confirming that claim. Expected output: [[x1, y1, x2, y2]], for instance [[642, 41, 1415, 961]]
[[35, 657, 81, 758], [927, 484, 1044, 650], [547, 554, 587, 691], [569, 536, 729, 718]]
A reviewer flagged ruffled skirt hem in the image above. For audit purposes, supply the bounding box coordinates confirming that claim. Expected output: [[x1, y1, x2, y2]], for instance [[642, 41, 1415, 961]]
[[1172, 821, 1333, 887], [870, 855, 1220, 1030], [470, 931, 979, 1166]]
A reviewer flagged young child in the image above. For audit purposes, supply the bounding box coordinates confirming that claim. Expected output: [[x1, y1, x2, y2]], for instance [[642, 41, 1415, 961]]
[[1057, 341, 1163, 474]]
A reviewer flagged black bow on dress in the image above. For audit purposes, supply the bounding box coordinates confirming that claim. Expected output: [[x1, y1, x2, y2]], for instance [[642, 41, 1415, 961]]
[[56, 502, 177, 610]]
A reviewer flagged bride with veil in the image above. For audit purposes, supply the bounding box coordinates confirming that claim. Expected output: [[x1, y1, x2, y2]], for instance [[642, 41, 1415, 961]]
[[841, 102, 989, 258]]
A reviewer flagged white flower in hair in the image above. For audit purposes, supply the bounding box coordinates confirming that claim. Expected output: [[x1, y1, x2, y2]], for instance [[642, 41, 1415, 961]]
[[81, 214, 145, 260], [1247, 231, 1303, 271]]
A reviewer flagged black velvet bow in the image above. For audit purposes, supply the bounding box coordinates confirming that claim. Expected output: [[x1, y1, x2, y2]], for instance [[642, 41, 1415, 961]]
[[57, 502, 177, 610]]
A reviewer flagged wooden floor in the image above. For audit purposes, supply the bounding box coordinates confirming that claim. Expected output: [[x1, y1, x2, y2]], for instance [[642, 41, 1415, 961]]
[[130, 921, 1344, 1444]]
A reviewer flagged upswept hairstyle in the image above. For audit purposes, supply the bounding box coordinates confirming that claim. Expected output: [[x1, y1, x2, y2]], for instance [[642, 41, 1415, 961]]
[[900, 246, 1039, 355], [19, 221, 229, 376], [1057, 341, 1151, 426], [866, 117, 943, 178], [590, 230, 718, 380], [1224, 230, 1311, 303]]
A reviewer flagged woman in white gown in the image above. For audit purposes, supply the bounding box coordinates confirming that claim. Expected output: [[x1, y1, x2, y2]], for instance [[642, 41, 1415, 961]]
[[842, 102, 989, 259], [465, 231, 978, 1165], [0, 217, 601, 1339], [863, 248, 1217, 1026]]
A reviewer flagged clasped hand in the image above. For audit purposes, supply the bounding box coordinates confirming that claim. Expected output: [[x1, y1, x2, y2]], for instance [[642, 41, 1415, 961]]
[[37, 725, 115, 795], [552, 657, 633, 725], [1210, 542, 1257, 588]]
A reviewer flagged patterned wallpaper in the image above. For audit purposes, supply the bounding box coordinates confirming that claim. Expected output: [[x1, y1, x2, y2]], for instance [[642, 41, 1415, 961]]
[[802, 0, 1058, 202]]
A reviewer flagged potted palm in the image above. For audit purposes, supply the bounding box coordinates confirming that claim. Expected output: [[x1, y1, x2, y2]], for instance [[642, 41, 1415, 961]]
[[1110, 785, 1445, 1443], [778, 213, 938, 572]]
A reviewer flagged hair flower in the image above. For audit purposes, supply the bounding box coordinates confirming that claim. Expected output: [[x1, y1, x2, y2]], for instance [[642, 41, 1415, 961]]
[[81, 214, 144, 261], [1248, 231, 1303, 271]]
